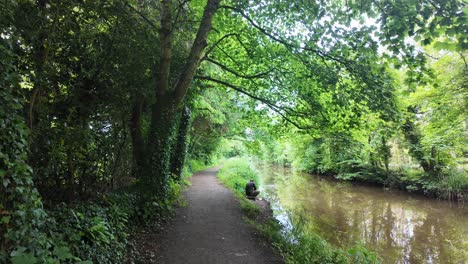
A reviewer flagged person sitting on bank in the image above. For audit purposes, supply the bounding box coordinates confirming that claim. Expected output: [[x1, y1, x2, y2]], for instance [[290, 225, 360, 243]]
[[245, 179, 260, 198]]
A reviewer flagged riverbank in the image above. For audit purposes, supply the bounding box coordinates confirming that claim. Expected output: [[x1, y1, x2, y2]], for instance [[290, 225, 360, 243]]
[[267, 160, 467, 203], [325, 167, 466, 203], [217, 158, 381, 264]]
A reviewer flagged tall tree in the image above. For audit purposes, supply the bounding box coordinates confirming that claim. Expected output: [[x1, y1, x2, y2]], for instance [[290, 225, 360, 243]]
[[139, 0, 222, 200]]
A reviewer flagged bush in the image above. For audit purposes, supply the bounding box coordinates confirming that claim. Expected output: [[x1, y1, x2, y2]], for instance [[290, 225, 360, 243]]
[[42, 192, 138, 263], [7, 178, 187, 264]]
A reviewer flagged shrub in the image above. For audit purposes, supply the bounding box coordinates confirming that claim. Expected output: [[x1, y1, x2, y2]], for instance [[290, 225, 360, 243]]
[[43, 192, 138, 263], [7, 177, 187, 264]]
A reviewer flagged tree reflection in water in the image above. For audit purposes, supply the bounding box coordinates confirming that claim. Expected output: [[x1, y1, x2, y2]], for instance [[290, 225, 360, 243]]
[[257, 163, 467, 264]]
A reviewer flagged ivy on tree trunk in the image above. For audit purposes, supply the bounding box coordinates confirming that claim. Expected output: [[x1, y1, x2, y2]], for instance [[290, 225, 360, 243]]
[[171, 106, 192, 181], [138, 0, 221, 204]]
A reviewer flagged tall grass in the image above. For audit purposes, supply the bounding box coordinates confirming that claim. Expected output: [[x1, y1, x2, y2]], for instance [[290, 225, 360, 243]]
[[217, 157, 260, 195], [433, 169, 467, 201], [217, 157, 381, 264]]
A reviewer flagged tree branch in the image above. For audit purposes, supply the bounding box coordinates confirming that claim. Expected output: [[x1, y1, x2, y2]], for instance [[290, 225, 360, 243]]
[[174, 0, 222, 104], [158, 0, 173, 96], [205, 58, 273, 79], [220, 5, 351, 67], [125, 3, 159, 30], [214, 46, 243, 69], [196, 107, 214, 113], [195, 75, 313, 130], [203, 33, 238, 59], [173, 0, 190, 29]]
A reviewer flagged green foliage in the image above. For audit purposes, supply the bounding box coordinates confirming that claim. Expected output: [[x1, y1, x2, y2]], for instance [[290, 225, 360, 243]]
[[187, 87, 245, 165], [422, 169, 468, 201], [38, 183, 184, 263], [402, 50, 467, 172], [1, 0, 466, 261], [45, 196, 134, 263], [0, 11, 52, 261], [206, 0, 466, 203], [264, 213, 381, 264], [281, 227, 349, 264], [217, 157, 260, 195], [348, 244, 382, 264], [138, 176, 185, 223], [184, 159, 210, 175]]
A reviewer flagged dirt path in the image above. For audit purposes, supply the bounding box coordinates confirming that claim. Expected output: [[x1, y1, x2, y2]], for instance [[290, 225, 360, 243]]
[[154, 167, 283, 264]]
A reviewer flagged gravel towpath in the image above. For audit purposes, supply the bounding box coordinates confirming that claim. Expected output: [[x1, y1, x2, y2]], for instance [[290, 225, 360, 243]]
[[155, 167, 283, 264]]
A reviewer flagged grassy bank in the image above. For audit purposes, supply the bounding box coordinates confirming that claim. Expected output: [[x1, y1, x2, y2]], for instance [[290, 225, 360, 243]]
[[272, 154, 467, 202], [217, 158, 381, 264], [329, 166, 468, 202]]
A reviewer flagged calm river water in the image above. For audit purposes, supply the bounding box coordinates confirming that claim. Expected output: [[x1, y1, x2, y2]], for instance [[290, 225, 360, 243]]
[[254, 162, 467, 264]]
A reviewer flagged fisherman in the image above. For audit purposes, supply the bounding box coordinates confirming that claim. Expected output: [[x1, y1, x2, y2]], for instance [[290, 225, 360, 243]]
[[245, 179, 260, 199]]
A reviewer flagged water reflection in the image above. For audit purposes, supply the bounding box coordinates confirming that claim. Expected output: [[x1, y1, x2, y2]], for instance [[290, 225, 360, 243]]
[[256, 163, 468, 264]]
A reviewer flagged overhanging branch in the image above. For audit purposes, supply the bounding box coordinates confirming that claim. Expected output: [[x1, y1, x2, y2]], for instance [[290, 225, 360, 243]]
[[174, 0, 222, 104], [204, 33, 238, 58], [220, 5, 350, 67], [125, 3, 159, 30], [195, 75, 314, 130], [205, 58, 273, 79]]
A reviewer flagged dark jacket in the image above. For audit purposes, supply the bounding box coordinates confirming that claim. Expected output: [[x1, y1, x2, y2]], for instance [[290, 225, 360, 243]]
[[245, 181, 257, 196]]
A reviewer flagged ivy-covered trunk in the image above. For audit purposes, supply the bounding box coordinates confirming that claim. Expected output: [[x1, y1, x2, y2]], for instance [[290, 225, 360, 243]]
[[0, 42, 49, 260], [170, 106, 191, 181], [140, 95, 177, 199], [136, 0, 220, 218]]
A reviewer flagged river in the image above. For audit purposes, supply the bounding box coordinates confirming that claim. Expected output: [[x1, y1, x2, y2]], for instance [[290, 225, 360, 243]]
[[254, 162, 468, 264]]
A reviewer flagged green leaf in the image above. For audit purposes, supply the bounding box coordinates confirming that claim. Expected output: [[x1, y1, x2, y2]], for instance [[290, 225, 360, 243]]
[[53, 246, 73, 260], [11, 254, 37, 264], [1, 216, 10, 224]]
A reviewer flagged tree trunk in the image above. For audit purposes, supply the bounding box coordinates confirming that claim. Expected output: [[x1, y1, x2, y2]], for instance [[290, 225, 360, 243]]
[[140, 95, 177, 198], [27, 0, 49, 130], [138, 0, 221, 202], [170, 106, 191, 181], [130, 96, 145, 178], [402, 107, 434, 175], [382, 136, 390, 173]]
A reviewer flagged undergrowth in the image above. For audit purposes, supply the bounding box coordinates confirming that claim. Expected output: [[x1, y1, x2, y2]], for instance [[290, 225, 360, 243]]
[[335, 165, 467, 202], [30, 177, 184, 264], [218, 157, 381, 264], [1, 158, 207, 263]]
